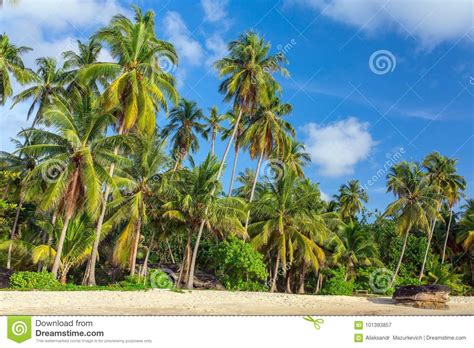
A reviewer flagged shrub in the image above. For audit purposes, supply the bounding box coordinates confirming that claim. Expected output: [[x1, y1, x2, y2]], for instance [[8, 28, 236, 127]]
[[321, 267, 353, 295], [211, 237, 268, 291], [10, 271, 61, 290]]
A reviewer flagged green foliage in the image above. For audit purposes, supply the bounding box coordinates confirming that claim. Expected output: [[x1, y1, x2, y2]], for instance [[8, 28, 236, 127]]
[[10, 272, 61, 290], [148, 269, 174, 289], [321, 267, 353, 295], [211, 237, 268, 291]]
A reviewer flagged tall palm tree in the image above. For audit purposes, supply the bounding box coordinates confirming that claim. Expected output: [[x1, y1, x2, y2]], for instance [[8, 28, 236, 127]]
[[203, 106, 225, 156], [11, 57, 66, 126], [383, 162, 439, 287], [335, 180, 368, 221], [107, 134, 168, 275], [213, 31, 288, 181], [242, 96, 294, 229], [222, 110, 247, 196], [161, 98, 206, 171], [441, 172, 466, 263], [0, 34, 32, 105], [79, 6, 179, 285], [19, 92, 122, 277], [233, 168, 257, 199], [250, 171, 327, 292]]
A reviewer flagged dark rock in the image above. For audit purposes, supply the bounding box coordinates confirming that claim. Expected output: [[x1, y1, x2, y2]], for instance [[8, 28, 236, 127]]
[[393, 285, 450, 309], [0, 268, 14, 288]]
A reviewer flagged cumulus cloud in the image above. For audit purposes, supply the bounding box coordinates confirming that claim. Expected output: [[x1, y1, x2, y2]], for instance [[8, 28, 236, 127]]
[[303, 117, 376, 177], [163, 11, 204, 65], [205, 34, 228, 66], [201, 0, 228, 22], [286, 0, 473, 47]]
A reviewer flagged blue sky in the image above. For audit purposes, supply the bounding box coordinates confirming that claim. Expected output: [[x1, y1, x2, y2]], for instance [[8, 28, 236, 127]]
[[0, 0, 473, 212]]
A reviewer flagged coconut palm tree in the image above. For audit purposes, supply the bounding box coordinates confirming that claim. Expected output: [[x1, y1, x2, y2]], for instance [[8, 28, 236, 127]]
[[203, 106, 225, 156], [0, 34, 32, 105], [79, 6, 179, 285], [242, 96, 294, 229], [334, 180, 368, 222], [161, 99, 206, 171], [11, 57, 66, 126], [250, 171, 327, 292], [213, 31, 288, 181], [19, 92, 124, 278], [106, 134, 168, 275], [233, 169, 257, 199], [32, 215, 94, 283], [279, 138, 310, 178], [383, 162, 439, 287]]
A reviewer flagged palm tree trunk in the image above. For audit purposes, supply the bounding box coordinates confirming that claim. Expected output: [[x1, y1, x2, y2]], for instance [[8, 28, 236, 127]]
[[166, 238, 175, 264], [285, 267, 292, 293], [177, 231, 191, 287], [44, 212, 57, 272], [85, 124, 125, 285], [244, 150, 264, 230], [227, 145, 240, 197], [186, 219, 206, 289], [270, 250, 280, 292], [419, 218, 437, 280], [216, 109, 242, 181], [6, 195, 24, 269], [211, 132, 216, 156], [129, 219, 141, 276], [60, 264, 71, 285], [298, 262, 306, 294], [441, 209, 453, 264], [51, 214, 72, 277], [140, 231, 155, 277], [2, 182, 10, 200], [390, 229, 410, 287]]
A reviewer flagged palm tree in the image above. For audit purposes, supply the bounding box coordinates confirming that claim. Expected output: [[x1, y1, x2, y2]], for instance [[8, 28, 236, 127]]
[[233, 168, 257, 199], [19, 92, 122, 277], [335, 180, 368, 221], [79, 6, 179, 285], [279, 138, 310, 178], [0, 137, 37, 269], [107, 134, 168, 275], [337, 222, 380, 280], [203, 106, 225, 156], [383, 162, 439, 287], [213, 31, 288, 181], [0, 34, 32, 105], [11, 57, 66, 126], [62, 39, 103, 92], [242, 96, 294, 229], [161, 99, 206, 171], [250, 171, 327, 292], [32, 215, 94, 283]]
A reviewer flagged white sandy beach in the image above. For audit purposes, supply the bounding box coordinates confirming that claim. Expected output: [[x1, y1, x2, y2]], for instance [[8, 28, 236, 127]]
[[1, 290, 473, 315]]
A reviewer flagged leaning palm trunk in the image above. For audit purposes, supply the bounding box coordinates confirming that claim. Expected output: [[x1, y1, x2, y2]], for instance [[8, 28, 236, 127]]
[[227, 145, 240, 197], [85, 124, 125, 285], [441, 209, 454, 264], [6, 195, 24, 269], [186, 219, 206, 289], [389, 229, 410, 287], [51, 214, 72, 277], [129, 219, 141, 276], [270, 250, 280, 292], [177, 231, 192, 287], [419, 217, 437, 280], [140, 231, 155, 277], [298, 262, 306, 294], [244, 150, 264, 230]]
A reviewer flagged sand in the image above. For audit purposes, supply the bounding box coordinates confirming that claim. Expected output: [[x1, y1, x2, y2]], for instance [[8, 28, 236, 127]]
[[1, 290, 473, 315]]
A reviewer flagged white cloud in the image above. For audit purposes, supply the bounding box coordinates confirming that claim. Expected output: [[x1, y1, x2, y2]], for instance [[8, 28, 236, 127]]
[[319, 190, 330, 202], [201, 0, 228, 22], [163, 11, 204, 65], [205, 34, 228, 66], [303, 117, 376, 177], [286, 0, 473, 47]]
